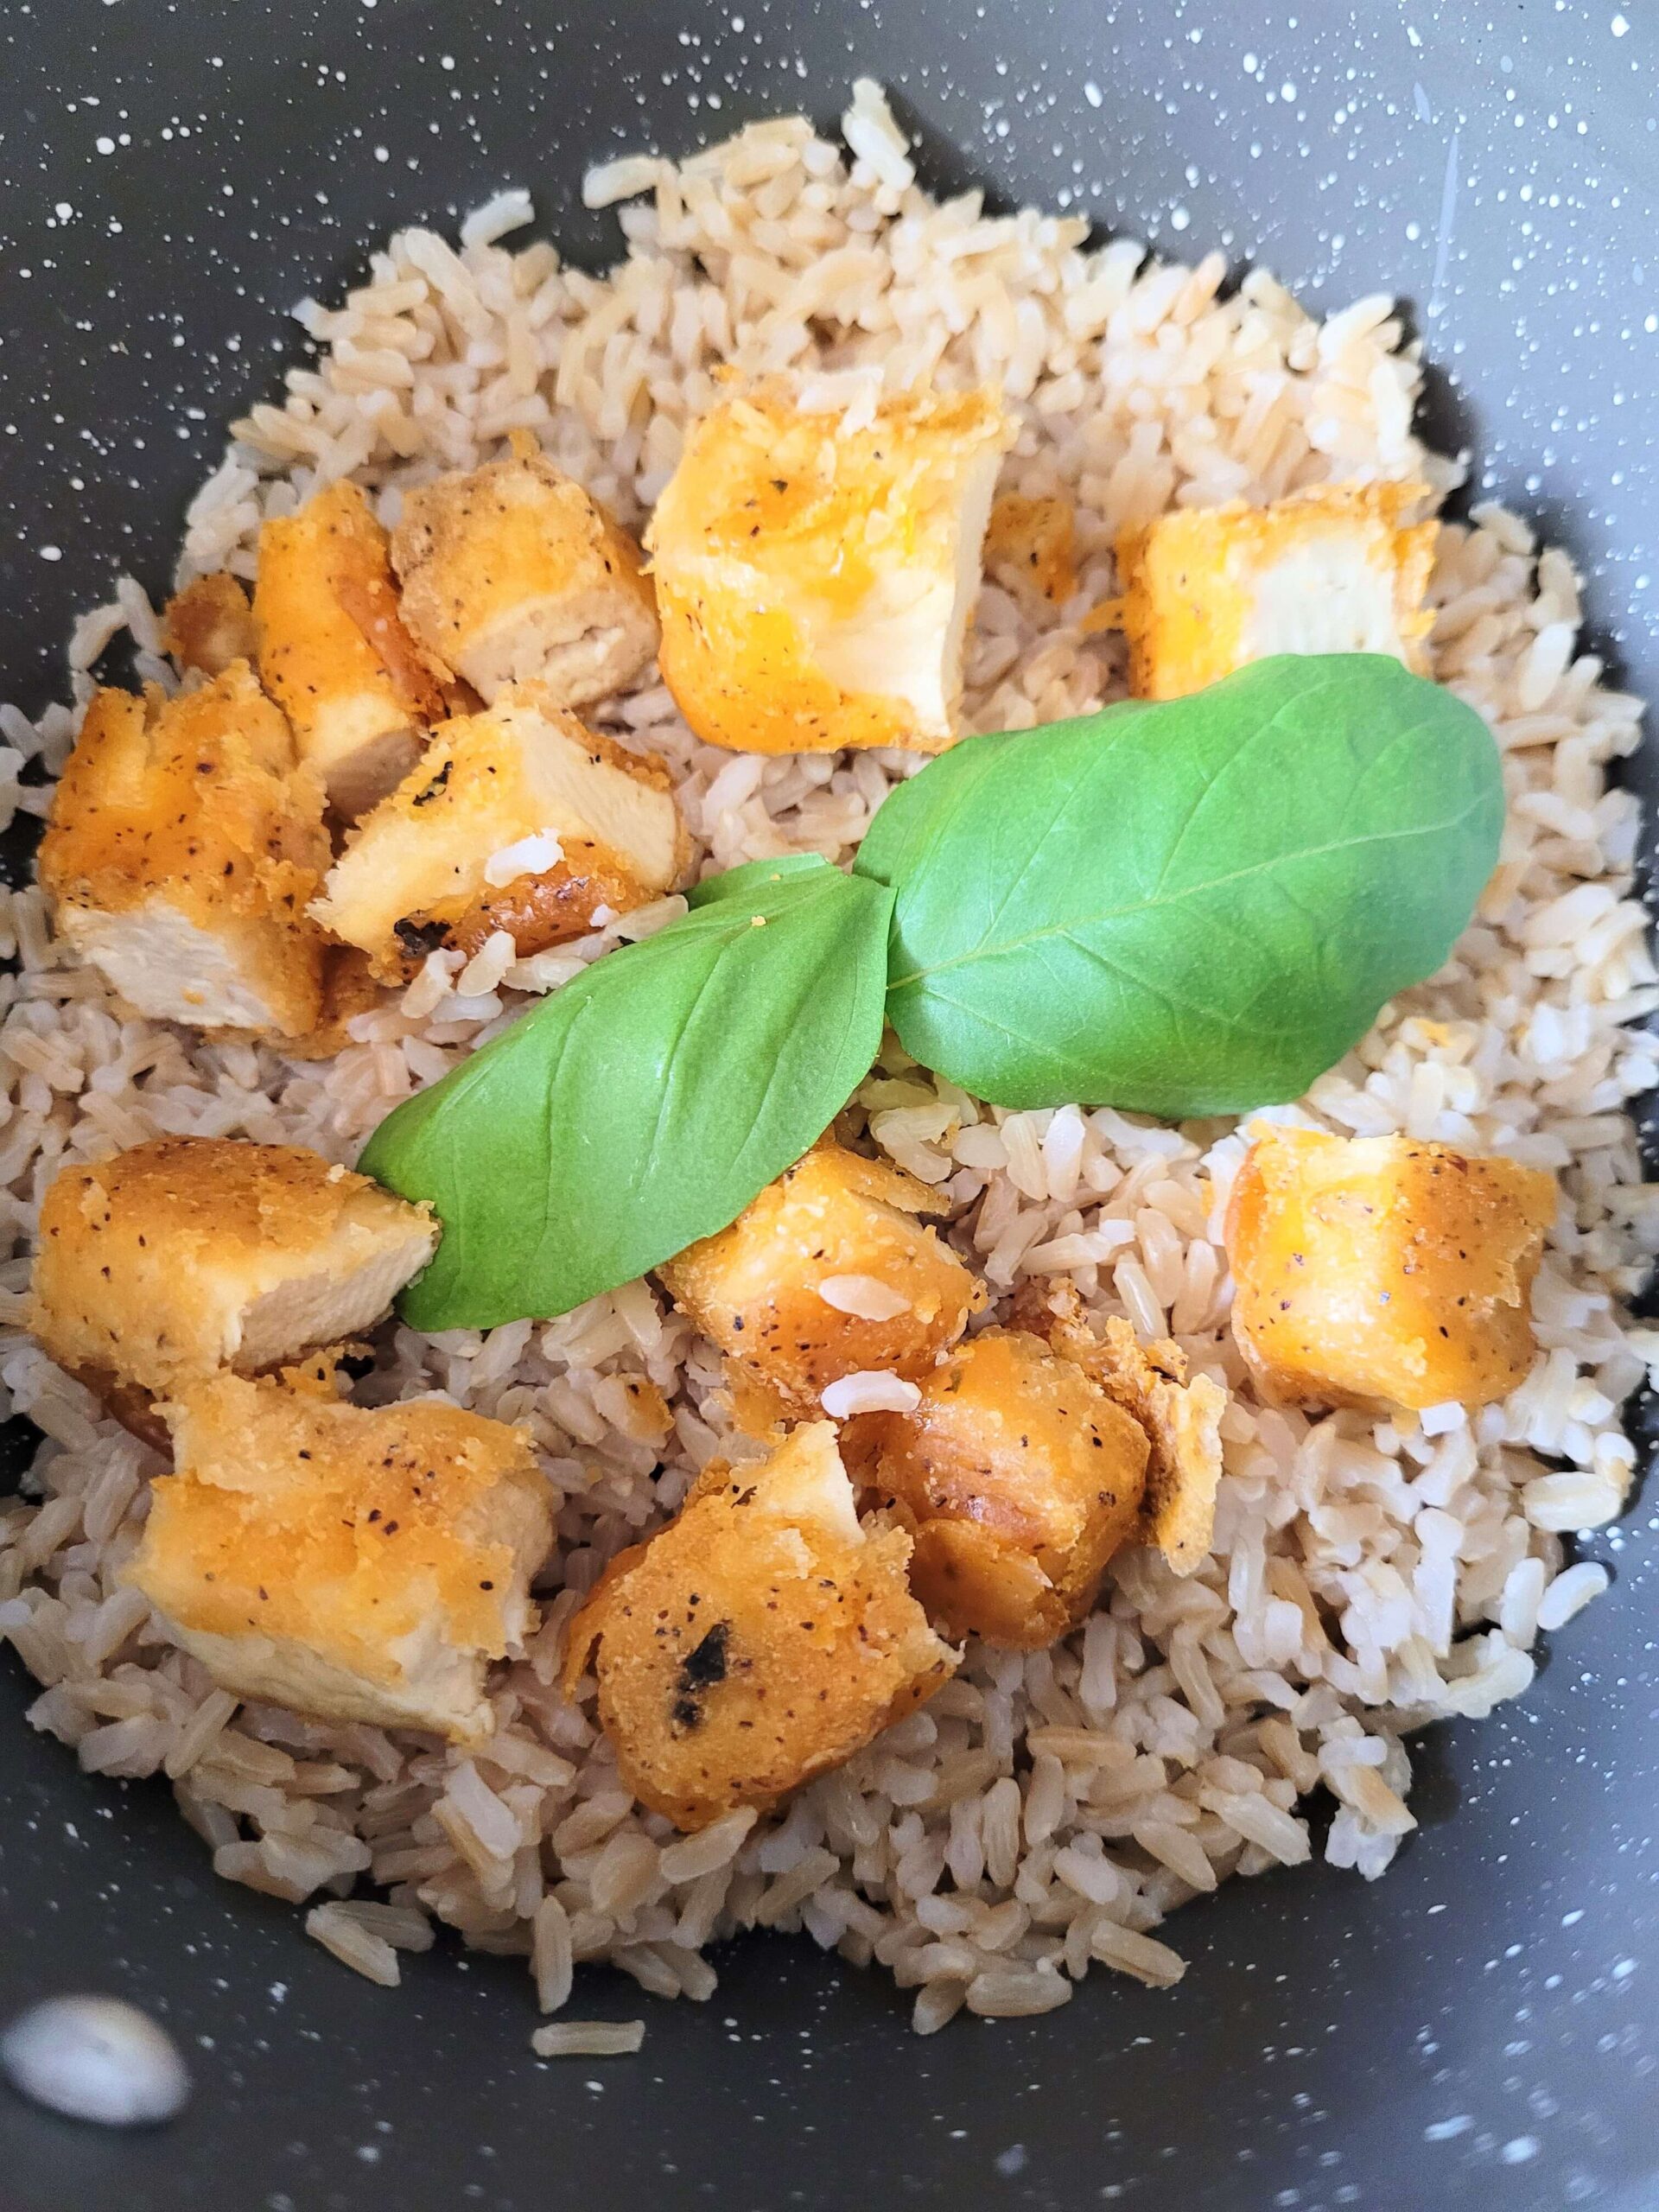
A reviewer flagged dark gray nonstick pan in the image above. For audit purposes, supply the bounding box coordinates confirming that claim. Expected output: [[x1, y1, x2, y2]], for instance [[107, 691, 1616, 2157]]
[[1, 3, 1655, 2208]]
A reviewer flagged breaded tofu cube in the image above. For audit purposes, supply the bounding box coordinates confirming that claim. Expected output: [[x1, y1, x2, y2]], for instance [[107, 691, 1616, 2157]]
[[562, 1421, 955, 1830], [1116, 481, 1438, 701], [124, 1369, 551, 1742], [391, 447, 659, 709], [36, 664, 332, 1038], [844, 1328, 1150, 1649], [162, 572, 258, 678], [1225, 1128, 1557, 1412], [254, 480, 447, 819], [29, 1136, 438, 1396], [310, 685, 689, 977], [645, 381, 1015, 754], [658, 1140, 986, 1426], [1033, 1284, 1226, 1578]]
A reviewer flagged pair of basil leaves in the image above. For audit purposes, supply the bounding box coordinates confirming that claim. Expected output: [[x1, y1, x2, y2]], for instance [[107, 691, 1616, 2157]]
[[362, 655, 1503, 1330]]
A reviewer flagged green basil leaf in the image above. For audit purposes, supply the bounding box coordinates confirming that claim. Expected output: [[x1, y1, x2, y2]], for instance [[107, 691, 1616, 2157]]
[[685, 853, 832, 906], [360, 855, 895, 1329], [855, 654, 1503, 1117]]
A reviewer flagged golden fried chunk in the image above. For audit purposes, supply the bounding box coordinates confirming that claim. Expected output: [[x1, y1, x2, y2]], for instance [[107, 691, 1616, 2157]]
[[1116, 481, 1438, 701], [984, 492, 1079, 608], [162, 572, 258, 677], [563, 1421, 955, 1829], [1034, 1285, 1225, 1577], [844, 1329, 1149, 1648], [1225, 1128, 1557, 1412], [310, 686, 689, 978], [645, 381, 1014, 754], [29, 1136, 437, 1396], [36, 665, 331, 1038], [658, 1141, 985, 1426], [391, 448, 659, 709], [254, 480, 445, 819], [282, 944, 386, 1062], [125, 1370, 551, 1742]]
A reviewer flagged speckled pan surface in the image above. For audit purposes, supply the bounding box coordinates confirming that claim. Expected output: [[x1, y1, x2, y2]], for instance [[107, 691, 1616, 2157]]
[[0, 3, 1654, 2209]]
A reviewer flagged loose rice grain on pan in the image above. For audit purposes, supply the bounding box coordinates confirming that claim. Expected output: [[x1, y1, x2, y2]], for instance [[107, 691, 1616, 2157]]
[[531, 2020, 647, 2060], [1, 83, 1653, 2031]]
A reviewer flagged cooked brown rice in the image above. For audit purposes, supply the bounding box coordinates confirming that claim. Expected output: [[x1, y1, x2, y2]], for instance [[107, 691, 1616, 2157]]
[[1, 83, 1654, 2039]]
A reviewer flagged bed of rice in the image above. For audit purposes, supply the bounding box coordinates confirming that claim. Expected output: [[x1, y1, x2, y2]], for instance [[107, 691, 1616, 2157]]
[[1, 83, 1655, 2039]]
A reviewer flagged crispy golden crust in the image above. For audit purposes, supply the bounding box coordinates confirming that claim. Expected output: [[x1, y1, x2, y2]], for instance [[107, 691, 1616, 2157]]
[[29, 1135, 437, 1395], [65, 1338, 372, 1457], [1030, 1285, 1225, 1578], [435, 848, 653, 964], [311, 689, 690, 978], [124, 1370, 551, 1742], [658, 1141, 986, 1426], [36, 665, 331, 1038], [562, 1422, 956, 1830], [1116, 480, 1438, 701], [844, 1328, 1149, 1646], [331, 562, 451, 725], [162, 573, 258, 677], [645, 381, 1014, 754], [1225, 1128, 1557, 1413], [281, 945, 388, 1061], [254, 480, 439, 817], [391, 450, 658, 707], [984, 493, 1079, 607], [37, 666, 318, 896]]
